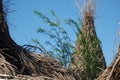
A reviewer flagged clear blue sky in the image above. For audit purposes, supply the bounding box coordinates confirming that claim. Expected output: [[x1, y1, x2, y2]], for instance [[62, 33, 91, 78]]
[[6, 0, 120, 66]]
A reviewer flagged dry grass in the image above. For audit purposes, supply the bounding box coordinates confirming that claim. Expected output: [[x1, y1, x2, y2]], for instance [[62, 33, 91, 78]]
[[75, 0, 95, 21]]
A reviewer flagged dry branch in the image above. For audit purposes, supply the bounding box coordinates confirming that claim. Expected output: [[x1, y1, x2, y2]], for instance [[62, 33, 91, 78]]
[[97, 45, 120, 80], [0, 0, 75, 79]]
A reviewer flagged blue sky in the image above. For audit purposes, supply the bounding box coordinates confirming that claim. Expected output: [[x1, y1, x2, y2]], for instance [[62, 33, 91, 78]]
[[6, 0, 120, 66]]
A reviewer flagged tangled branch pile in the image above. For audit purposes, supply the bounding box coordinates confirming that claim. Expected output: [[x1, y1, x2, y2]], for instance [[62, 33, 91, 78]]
[[0, 48, 75, 80], [97, 45, 120, 80], [0, 49, 16, 76], [0, 0, 76, 79]]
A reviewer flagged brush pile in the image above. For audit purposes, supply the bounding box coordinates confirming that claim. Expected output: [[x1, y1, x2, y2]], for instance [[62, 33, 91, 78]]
[[97, 45, 120, 80], [0, 0, 75, 79], [0, 48, 75, 80], [0, 49, 16, 76]]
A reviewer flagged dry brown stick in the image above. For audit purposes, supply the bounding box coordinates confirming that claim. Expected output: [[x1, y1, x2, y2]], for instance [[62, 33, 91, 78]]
[[0, 74, 14, 79], [107, 56, 120, 80]]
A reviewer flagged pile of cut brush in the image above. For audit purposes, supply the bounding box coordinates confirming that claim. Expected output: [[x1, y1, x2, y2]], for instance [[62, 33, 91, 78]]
[[0, 48, 75, 80], [97, 45, 120, 80], [0, 0, 75, 79]]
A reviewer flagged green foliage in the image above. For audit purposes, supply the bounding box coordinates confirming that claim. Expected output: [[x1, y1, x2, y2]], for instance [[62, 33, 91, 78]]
[[37, 28, 46, 33], [50, 10, 56, 16], [73, 28, 105, 79], [31, 39, 40, 45], [65, 18, 81, 36], [33, 10, 80, 68], [34, 10, 59, 27]]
